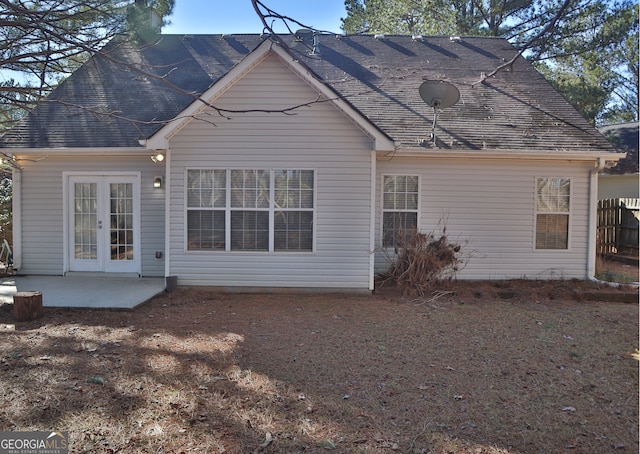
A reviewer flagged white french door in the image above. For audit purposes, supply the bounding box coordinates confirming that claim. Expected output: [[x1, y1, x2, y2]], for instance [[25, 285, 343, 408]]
[[67, 175, 140, 274]]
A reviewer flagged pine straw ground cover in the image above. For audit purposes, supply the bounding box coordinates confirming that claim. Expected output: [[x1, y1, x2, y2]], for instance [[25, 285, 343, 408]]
[[0, 280, 638, 453]]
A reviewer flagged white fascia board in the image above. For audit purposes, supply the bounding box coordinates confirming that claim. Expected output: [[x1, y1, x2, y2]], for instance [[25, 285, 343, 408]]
[[381, 149, 627, 163], [141, 39, 396, 152], [6, 147, 149, 156], [600, 172, 640, 177]]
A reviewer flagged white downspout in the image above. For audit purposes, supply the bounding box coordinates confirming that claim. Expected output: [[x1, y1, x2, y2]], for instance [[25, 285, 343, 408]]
[[164, 149, 171, 279], [11, 166, 21, 272], [587, 158, 606, 278], [368, 150, 377, 291]]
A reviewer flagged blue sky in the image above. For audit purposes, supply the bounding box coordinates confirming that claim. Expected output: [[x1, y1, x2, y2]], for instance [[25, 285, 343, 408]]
[[163, 0, 348, 35]]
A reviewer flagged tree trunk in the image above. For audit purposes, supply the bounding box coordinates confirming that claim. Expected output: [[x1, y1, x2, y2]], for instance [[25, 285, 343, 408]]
[[13, 291, 43, 321]]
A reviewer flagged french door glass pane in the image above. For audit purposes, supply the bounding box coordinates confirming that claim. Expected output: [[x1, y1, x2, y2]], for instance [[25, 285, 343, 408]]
[[110, 183, 134, 261], [74, 183, 97, 259]]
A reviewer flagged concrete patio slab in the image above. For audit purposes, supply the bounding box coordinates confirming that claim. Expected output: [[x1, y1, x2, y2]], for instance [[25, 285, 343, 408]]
[[0, 275, 166, 309]]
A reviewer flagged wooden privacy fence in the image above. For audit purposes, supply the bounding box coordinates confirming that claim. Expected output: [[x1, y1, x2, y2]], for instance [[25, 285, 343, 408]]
[[597, 198, 639, 256]]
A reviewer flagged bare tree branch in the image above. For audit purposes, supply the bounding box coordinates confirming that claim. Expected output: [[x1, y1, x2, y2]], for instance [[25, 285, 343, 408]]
[[472, 0, 575, 87]]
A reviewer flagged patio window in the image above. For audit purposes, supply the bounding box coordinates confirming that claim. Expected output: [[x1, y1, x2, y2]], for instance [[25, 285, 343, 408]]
[[187, 169, 314, 252], [382, 175, 419, 247], [535, 177, 571, 249]]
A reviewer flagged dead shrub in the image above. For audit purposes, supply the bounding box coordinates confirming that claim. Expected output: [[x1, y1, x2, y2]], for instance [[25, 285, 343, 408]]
[[377, 228, 467, 297]]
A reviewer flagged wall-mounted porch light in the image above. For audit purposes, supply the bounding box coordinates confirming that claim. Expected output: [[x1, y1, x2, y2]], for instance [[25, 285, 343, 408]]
[[153, 176, 163, 188], [151, 152, 165, 163]]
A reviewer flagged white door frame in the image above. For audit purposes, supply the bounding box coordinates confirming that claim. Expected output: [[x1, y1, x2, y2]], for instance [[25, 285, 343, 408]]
[[63, 172, 141, 274]]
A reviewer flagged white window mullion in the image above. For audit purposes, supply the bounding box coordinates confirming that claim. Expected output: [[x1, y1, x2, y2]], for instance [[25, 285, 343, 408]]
[[269, 170, 275, 252], [225, 169, 231, 252]]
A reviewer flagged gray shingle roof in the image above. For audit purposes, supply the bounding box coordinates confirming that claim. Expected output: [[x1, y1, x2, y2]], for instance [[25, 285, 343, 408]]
[[0, 34, 616, 153], [598, 122, 639, 174]]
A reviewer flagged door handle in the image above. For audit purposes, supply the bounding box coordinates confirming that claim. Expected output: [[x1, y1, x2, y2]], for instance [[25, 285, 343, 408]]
[[98, 220, 103, 229]]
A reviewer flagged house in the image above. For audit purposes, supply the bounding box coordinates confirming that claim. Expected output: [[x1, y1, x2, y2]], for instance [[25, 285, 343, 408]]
[[597, 121, 639, 200], [0, 33, 624, 290], [597, 122, 639, 256]]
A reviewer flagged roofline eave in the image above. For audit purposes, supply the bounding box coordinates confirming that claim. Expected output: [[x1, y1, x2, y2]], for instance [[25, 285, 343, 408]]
[[5, 146, 149, 156], [600, 172, 640, 177], [380, 149, 627, 163]]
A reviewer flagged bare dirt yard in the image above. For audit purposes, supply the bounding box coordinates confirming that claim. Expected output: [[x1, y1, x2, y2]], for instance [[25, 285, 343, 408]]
[[0, 279, 638, 453]]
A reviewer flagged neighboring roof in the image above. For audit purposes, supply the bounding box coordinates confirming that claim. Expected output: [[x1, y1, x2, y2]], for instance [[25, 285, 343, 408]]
[[0, 33, 617, 154], [598, 122, 639, 175]]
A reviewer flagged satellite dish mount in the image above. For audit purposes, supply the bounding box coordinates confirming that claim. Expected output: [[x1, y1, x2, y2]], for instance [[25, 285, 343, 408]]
[[419, 81, 460, 144], [295, 28, 321, 56]]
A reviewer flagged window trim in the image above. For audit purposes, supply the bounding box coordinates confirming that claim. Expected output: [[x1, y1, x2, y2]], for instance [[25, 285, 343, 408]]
[[381, 174, 420, 249], [534, 176, 572, 251], [185, 168, 316, 253]]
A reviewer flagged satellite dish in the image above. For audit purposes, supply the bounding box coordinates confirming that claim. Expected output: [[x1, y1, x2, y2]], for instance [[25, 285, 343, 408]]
[[418, 81, 459, 146], [419, 81, 460, 109]]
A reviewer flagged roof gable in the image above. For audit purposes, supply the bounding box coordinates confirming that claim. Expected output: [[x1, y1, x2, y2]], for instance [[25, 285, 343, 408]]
[[143, 39, 395, 151], [0, 34, 617, 155]]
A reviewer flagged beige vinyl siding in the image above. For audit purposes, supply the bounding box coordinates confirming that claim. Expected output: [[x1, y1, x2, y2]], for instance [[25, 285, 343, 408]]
[[17, 156, 64, 275], [376, 157, 593, 280], [168, 54, 374, 289], [598, 174, 640, 199], [16, 155, 165, 276]]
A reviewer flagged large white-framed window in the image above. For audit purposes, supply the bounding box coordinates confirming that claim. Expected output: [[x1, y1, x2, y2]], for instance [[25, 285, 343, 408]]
[[187, 169, 315, 252], [382, 175, 419, 247], [535, 177, 571, 250]]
